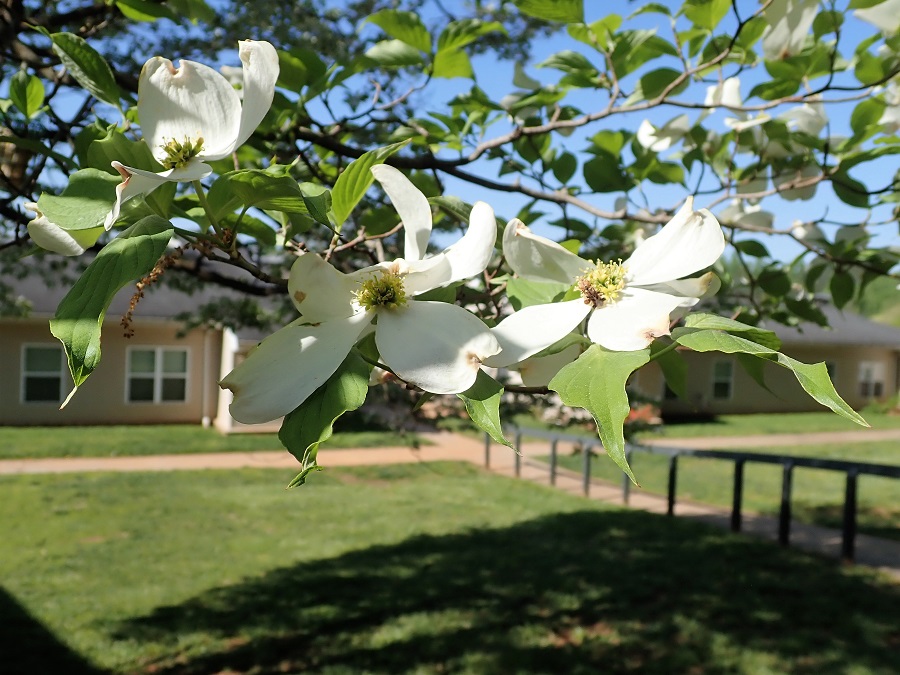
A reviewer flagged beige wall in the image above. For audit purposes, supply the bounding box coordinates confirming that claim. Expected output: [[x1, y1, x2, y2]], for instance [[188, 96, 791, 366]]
[[0, 319, 223, 426], [633, 344, 899, 416]]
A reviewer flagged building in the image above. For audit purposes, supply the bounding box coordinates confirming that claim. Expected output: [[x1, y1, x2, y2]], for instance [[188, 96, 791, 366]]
[[0, 259, 279, 432], [636, 304, 900, 417], [2, 260, 898, 428]]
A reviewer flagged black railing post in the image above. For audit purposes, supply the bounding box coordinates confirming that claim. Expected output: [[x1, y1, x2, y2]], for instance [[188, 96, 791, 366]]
[[582, 445, 591, 496], [779, 462, 794, 546], [514, 430, 522, 477], [731, 459, 745, 532], [667, 455, 678, 516], [484, 432, 490, 468], [622, 449, 633, 504], [549, 439, 558, 486], [842, 469, 859, 563]]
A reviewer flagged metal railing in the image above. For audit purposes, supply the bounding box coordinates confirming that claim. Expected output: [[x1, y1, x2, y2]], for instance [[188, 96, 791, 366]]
[[485, 426, 900, 563]]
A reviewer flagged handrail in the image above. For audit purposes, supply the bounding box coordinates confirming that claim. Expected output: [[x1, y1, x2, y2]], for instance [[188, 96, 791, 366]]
[[485, 425, 900, 563]]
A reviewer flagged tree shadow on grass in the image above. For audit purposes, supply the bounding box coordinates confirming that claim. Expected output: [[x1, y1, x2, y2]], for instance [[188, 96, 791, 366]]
[[0, 586, 109, 675], [115, 510, 900, 674]]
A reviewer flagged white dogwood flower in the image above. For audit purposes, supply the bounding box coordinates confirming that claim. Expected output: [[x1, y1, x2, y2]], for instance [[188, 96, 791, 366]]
[[106, 40, 279, 228], [854, 0, 900, 36], [24, 202, 104, 256], [484, 199, 724, 366], [761, 0, 818, 60], [636, 114, 691, 152], [221, 165, 500, 424]]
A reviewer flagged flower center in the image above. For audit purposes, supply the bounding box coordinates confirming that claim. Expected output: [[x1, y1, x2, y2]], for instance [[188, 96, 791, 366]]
[[355, 270, 408, 310], [160, 137, 204, 169], [576, 260, 627, 308]]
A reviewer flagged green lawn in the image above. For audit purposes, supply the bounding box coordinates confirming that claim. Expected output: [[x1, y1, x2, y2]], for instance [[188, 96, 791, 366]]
[[545, 441, 900, 540], [642, 411, 900, 438], [0, 425, 419, 459], [1, 465, 897, 674]]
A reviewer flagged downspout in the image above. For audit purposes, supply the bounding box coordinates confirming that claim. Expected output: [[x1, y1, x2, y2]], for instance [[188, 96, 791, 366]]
[[201, 326, 213, 427], [215, 327, 239, 433]]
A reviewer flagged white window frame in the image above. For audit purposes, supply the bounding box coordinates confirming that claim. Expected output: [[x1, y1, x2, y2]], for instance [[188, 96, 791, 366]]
[[711, 359, 734, 401], [125, 346, 190, 404], [20, 343, 67, 404], [858, 361, 885, 399]]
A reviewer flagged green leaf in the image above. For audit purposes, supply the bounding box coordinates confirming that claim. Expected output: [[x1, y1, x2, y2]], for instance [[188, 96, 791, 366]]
[[638, 67, 686, 99], [50, 216, 173, 390], [366, 10, 431, 53], [683, 0, 730, 29], [552, 152, 578, 184], [734, 239, 770, 258], [298, 182, 334, 226], [653, 346, 687, 400], [583, 153, 632, 192], [458, 370, 511, 448], [549, 345, 651, 482], [684, 313, 782, 350], [830, 270, 856, 309], [227, 170, 309, 212], [513, 0, 584, 23], [86, 125, 161, 174], [757, 267, 792, 297], [331, 141, 408, 226], [505, 277, 570, 310], [832, 172, 869, 208], [222, 213, 276, 247], [735, 352, 773, 394], [115, 0, 178, 21], [50, 32, 123, 107], [9, 71, 44, 120], [280, 351, 370, 487], [34, 169, 120, 232], [537, 50, 598, 74], [850, 98, 886, 137], [365, 39, 424, 67], [276, 50, 308, 91], [671, 329, 868, 426], [432, 20, 504, 79]]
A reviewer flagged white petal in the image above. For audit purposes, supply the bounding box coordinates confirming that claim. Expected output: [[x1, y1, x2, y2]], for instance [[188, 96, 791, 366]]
[[706, 77, 743, 109], [440, 201, 497, 284], [640, 271, 720, 302], [586, 288, 685, 351], [217, 40, 279, 160], [371, 164, 432, 262], [287, 253, 362, 321], [220, 313, 373, 424], [779, 102, 828, 137], [517, 344, 582, 387], [502, 218, 588, 284], [138, 53, 242, 163], [625, 200, 725, 286], [106, 160, 212, 229], [762, 0, 818, 60], [855, 0, 900, 35], [375, 301, 500, 394], [725, 113, 771, 132], [636, 115, 690, 152], [482, 299, 590, 367], [26, 205, 102, 256]]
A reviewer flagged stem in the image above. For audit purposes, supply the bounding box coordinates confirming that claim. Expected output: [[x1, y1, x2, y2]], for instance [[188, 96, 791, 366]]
[[192, 180, 223, 237], [649, 340, 679, 362]]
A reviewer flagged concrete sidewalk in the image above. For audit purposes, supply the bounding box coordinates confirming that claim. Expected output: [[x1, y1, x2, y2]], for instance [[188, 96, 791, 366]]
[[1, 431, 897, 579]]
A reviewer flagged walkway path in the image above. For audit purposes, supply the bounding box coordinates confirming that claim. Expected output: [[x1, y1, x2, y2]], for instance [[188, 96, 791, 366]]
[[640, 427, 900, 449], [1, 430, 897, 578]]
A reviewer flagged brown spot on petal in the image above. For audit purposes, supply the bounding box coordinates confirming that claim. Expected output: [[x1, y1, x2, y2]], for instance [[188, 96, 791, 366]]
[[293, 290, 306, 304], [466, 352, 483, 369]]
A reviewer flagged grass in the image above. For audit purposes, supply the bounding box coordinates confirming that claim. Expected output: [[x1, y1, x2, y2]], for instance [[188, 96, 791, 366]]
[[642, 411, 900, 438], [513, 411, 900, 445], [1, 465, 898, 674], [0, 425, 420, 459], [545, 441, 900, 541]]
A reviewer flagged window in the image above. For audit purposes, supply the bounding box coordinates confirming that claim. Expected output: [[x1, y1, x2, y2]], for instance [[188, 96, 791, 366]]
[[127, 348, 188, 403], [711, 360, 733, 400], [22, 344, 67, 403], [858, 361, 885, 398]]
